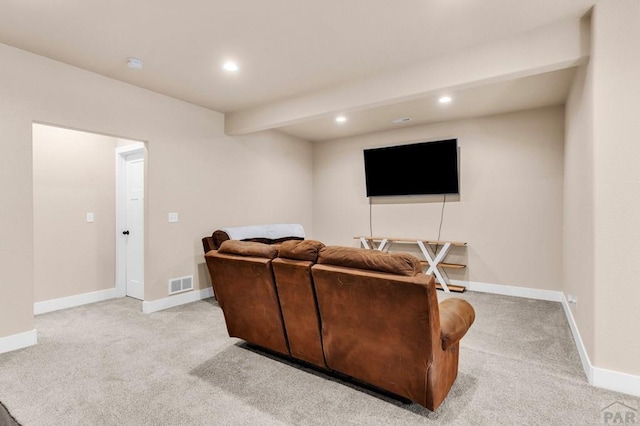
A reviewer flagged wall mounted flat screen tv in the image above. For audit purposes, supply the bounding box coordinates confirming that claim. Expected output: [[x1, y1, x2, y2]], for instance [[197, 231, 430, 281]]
[[363, 139, 459, 197]]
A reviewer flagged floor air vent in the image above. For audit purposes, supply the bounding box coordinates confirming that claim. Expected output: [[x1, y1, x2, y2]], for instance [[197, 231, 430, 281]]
[[168, 275, 193, 295]]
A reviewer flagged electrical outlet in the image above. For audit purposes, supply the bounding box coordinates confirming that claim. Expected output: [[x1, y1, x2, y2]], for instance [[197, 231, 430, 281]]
[[567, 294, 577, 305], [168, 212, 179, 223]]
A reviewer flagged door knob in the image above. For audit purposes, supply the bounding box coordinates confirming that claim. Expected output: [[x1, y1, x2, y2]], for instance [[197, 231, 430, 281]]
[[122, 230, 130, 235]]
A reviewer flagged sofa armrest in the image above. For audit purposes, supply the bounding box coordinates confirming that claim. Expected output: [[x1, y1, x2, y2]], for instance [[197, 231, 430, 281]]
[[439, 298, 475, 350]]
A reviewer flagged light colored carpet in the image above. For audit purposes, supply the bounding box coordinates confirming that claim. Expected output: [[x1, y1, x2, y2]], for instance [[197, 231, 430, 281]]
[[0, 292, 637, 425]]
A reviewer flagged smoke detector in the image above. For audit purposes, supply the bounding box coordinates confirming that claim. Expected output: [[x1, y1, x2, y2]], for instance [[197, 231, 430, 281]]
[[126, 57, 144, 69]]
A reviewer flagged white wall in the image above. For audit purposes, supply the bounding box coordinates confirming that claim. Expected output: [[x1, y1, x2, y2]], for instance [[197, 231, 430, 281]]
[[313, 106, 564, 290], [0, 42, 313, 340]]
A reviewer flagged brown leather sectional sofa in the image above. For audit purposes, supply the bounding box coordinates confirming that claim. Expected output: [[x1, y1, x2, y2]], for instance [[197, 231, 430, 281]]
[[204, 239, 475, 411]]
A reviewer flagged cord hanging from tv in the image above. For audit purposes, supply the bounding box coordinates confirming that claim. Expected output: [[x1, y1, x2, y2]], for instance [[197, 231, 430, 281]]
[[363, 138, 459, 197]]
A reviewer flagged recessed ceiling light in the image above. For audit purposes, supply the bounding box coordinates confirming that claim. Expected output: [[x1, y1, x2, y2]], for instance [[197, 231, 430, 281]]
[[335, 116, 347, 123], [392, 117, 412, 124], [439, 95, 452, 104], [126, 57, 143, 69], [223, 61, 239, 72]]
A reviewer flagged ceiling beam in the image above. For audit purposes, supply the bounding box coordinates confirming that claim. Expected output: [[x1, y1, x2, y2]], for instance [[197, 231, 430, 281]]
[[225, 17, 590, 136]]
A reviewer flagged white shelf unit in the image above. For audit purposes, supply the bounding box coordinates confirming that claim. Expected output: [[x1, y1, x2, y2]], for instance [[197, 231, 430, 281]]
[[354, 236, 467, 293]]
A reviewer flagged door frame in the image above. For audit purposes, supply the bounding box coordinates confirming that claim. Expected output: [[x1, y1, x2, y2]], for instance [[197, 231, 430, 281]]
[[115, 143, 146, 299]]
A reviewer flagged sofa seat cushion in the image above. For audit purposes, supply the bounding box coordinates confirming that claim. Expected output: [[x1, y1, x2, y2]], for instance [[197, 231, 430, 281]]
[[317, 246, 421, 276], [278, 240, 325, 262], [218, 240, 279, 259]]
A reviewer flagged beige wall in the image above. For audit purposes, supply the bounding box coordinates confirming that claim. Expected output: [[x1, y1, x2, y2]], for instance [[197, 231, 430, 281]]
[[563, 64, 595, 360], [562, 63, 595, 358], [313, 106, 564, 290], [33, 124, 118, 302], [0, 42, 313, 339], [116, 138, 140, 148], [591, 0, 640, 376], [564, 0, 640, 379], [0, 77, 33, 338]]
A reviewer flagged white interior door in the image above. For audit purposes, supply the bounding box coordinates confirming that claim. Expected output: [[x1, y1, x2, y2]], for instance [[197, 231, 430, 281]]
[[124, 151, 144, 300]]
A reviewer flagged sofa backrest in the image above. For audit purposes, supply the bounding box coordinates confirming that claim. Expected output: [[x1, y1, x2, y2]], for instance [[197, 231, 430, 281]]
[[205, 240, 290, 356], [316, 245, 422, 276], [272, 240, 326, 368], [312, 246, 440, 406]]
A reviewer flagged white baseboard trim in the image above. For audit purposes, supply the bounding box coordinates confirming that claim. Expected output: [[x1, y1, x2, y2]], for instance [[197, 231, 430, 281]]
[[560, 294, 640, 397], [453, 279, 640, 397], [592, 367, 640, 397], [559, 294, 593, 383], [142, 287, 214, 314], [0, 329, 37, 354], [451, 279, 563, 302], [34, 288, 119, 315]]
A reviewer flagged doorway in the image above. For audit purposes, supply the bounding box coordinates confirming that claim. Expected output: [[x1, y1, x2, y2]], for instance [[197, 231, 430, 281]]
[[32, 123, 146, 312], [116, 144, 146, 300]]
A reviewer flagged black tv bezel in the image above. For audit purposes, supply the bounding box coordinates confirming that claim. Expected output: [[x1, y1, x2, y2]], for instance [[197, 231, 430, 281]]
[[363, 139, 459, 197]]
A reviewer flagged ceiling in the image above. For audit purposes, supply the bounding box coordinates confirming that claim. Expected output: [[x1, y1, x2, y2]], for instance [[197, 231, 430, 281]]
[[0, 0, 595, 140], [279, 68, 576, 141]]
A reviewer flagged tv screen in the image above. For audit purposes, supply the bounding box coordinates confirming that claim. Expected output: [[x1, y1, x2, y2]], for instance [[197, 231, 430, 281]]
[[363, 139, 459, 197]]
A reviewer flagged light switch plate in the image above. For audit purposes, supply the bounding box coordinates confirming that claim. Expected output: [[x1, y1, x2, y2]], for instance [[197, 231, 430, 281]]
[[168, 212, 179, 223], [86, 212, 94, 222]]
